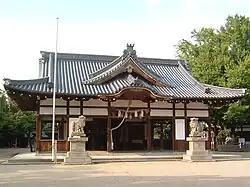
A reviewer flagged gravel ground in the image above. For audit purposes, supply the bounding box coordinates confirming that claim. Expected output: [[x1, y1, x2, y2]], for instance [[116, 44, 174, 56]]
[[0, 161, 250, 187]]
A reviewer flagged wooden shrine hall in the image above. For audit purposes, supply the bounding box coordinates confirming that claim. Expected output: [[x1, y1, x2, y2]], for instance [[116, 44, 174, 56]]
[[3, 44, 247, 153]]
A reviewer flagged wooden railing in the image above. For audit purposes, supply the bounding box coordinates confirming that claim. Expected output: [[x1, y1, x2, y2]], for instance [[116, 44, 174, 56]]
[[39, 140, 67, 152]]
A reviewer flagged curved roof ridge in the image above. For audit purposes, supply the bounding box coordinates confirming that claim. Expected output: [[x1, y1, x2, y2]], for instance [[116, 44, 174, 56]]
[[4, 77, 49, 85], [177, 61, 205, 90], [83, 56, 169, 87], [89, 56, 123, 78], [83, 57, 126, 84], [203, 83, 248, 94], [136, 60, 168, 85], [97, 76, 163, 97]]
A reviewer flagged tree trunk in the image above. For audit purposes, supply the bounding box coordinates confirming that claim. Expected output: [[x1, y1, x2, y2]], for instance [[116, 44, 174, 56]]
[[15, 137, 18, 148], [27, 133, 33, 152], [214, 121, 219, 150], [231, 127, 236, 136]]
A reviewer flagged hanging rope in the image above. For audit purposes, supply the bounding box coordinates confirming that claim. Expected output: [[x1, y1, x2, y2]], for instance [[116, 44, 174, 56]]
[[110, 100, 132, 150], [111, 100, 132, 131]]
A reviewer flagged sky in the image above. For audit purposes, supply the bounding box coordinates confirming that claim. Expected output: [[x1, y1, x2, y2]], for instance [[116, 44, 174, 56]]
[[0, 0, 250, 89]]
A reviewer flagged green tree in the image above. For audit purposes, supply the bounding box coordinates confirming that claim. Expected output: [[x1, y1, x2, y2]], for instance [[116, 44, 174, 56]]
[[13, 110, 36, 152], [0, 89, 36, 150], [176, 14, 250, 131]]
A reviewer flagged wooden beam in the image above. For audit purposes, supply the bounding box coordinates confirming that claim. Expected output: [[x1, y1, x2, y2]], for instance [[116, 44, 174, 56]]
[[107, 100, 112, 152]]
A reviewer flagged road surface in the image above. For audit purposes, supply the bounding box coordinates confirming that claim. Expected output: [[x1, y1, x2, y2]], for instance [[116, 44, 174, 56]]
[[1, 160, 250, 186]]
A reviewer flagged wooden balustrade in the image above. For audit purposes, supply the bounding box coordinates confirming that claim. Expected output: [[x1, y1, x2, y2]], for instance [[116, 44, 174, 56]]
[[39, 140, 67, 152]]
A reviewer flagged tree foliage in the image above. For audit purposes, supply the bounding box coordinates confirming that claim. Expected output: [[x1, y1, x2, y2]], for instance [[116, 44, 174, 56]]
[[176, 14, 250, 130], [0, 89, 36, 150]]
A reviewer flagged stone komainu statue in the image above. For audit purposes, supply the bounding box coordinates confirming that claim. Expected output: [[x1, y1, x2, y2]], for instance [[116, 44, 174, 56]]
[[189, 117, 204, 137], [71, 115, 86, 136]]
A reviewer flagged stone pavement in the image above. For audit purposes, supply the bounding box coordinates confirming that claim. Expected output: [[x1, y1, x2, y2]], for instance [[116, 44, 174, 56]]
[[6, 150, 246, 164], [0, 161, 250, 186], [0, 148, 29, 164]]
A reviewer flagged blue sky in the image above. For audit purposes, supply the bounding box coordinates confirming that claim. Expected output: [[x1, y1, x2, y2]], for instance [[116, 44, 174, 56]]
[[0, 0, 250, 88]]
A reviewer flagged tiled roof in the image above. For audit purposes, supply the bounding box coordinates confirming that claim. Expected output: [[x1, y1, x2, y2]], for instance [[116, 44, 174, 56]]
[[3, 45, 248, 100]]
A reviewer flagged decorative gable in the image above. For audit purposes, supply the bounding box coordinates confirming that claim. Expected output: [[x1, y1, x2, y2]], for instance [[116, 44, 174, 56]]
[[83, 44, 168, 87]]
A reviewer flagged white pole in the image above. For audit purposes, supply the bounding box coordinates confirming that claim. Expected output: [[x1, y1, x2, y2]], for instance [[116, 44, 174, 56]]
[[52, 18, 59, 162]]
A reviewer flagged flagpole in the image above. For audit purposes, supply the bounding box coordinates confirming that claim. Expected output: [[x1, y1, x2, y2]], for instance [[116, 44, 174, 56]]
[[52, 17, 59, 162]]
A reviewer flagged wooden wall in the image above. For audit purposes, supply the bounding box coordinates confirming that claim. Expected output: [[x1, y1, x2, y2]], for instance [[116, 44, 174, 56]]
[[37, 98, 210, 152]]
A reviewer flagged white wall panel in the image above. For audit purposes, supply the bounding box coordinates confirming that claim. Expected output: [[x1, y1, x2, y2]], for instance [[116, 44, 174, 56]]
[[175, 119, 185, 140], [175, 103, 184, 108], [40, 107, 66, 115], [150, 102, 172, 108], [40, 98, 66, 106], [69, 108, 80, 116], [70, 100, 80, 106], [175, 110, 184, 117], [83, 108, 108, 116], [40, 115, 63, 120], [187, 110, 209, 117], [112, 100, 147, 108], [150, 109, 173, 117], [187, 102, 208, 109], [83, 99, 108, 107]]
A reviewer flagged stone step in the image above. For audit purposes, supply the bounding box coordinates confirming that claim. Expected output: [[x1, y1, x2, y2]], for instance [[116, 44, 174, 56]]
[[91, 157, 181, 164], [4, 153, 246, 165], [6, 158, 64, 165]]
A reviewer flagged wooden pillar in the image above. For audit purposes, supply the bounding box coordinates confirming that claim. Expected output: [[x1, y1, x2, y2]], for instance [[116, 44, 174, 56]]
[[160, 123, 164, 151], [35, 99, 41, 152], [172, 101, 175, 151], [147, 101, 152, 152], [207, 104, 212, 150], [107, 100, 112, 152], [66, 100, 70, 137], [121, 123, 124, 149], [66, 100, 70, 151], [80, 100, 83, 115], [214, 120, 218, 151], [184, 102, 188, 150]]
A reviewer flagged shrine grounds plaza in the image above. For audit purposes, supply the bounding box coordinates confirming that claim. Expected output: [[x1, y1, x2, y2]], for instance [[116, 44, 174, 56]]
[[1, 161, 250, 187]]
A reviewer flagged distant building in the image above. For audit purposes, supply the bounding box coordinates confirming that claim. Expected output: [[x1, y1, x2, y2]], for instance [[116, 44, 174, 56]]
[[3, 44, 247, 152]]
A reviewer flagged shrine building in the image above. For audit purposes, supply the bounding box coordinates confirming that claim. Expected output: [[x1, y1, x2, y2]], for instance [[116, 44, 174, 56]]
[[3, 44, 247, 153]]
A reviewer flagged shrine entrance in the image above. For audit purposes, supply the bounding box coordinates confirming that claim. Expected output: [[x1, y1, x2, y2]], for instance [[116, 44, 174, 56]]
[[112, 120, 147, 151], [102, 86, 168, 152]]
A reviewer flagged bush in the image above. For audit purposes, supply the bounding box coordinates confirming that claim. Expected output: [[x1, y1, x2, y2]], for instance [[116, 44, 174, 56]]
[[216, 128, 231, 145]]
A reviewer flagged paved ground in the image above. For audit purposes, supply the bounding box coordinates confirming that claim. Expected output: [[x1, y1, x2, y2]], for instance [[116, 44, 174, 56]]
[[0, 148, 29, 164], [1, 161, 250, 186]]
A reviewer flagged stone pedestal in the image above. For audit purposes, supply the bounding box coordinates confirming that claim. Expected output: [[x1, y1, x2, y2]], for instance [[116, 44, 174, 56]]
[[183, 136, 212, 161], [64, 136, 92, 164]]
